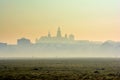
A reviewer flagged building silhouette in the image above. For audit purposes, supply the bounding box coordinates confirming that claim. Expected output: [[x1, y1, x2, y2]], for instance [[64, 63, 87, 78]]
[[17, 38, 31, 45], [57, 27, 62, 38], [36, 27, 75, 43], [0, 43, 7, 47], [0, 27, 120, 58]]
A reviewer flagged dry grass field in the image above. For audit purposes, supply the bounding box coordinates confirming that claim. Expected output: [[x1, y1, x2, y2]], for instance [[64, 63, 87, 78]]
[[0, 58, 120, 80]]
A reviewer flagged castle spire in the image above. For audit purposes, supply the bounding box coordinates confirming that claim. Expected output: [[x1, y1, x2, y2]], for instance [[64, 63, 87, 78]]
[[57, 27, 62, 38], [48, 31, 51, 38]]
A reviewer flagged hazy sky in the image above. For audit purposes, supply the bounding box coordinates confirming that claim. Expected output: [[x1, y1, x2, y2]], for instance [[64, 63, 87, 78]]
[[0, 0, 120, 44]]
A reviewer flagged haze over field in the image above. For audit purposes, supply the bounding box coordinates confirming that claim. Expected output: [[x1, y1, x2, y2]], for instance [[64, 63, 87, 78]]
[[0, 0, 120, 58], [0, 27, 120, 58], [1, 1, 120, 80], [0, 0, 120, 44]]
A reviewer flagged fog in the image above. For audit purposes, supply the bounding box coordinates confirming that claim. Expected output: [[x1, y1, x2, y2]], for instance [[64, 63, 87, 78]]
[[0, 40, 120, 58]]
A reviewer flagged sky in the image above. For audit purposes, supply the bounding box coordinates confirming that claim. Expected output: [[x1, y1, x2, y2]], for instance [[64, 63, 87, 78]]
[[0, 0, 120, 44]]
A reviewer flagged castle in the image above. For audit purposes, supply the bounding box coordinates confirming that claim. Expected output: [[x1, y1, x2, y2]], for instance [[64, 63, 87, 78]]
[[36, 27, 75, 43]]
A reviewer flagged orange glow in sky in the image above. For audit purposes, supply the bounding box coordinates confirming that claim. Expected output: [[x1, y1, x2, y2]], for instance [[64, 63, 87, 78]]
[[0, 0, 120, 44]]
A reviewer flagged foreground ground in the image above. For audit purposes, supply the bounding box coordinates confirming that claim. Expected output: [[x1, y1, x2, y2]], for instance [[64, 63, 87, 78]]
[[0, 58, 120, 80]]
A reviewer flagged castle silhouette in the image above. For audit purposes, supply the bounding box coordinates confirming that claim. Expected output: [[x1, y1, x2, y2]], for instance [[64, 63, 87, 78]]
[[0, 27, 120, 57], [36, 27, 75, 43]]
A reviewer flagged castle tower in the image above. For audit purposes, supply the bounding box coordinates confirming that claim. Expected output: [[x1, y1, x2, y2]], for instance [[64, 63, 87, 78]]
[[48, 32, 51, 38], [56, 27, 62, 38]]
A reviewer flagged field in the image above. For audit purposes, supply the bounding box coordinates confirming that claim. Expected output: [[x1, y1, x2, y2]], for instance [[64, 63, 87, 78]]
[[0, 58, 120, 80]]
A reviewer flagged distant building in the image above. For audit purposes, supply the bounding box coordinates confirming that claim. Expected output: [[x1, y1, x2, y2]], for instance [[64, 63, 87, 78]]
[[0, 43, 7, 47], [17, 38, 31, 45], [69, 34, 75, 41], [56, 27, 62, 38], [36, 27, 75, 43]]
